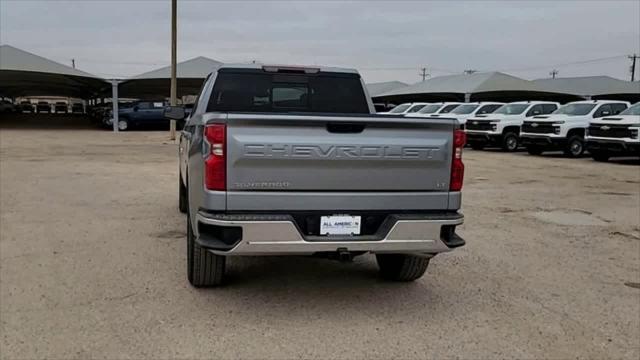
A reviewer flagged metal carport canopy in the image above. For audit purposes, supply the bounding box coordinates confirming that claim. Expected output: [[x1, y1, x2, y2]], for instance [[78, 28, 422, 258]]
[[0, 45, 108, 98], [118, 56, 222, 98], [366, 81, 408, 98], [372, 72, 579, 103], [533, 76, 640, 102]]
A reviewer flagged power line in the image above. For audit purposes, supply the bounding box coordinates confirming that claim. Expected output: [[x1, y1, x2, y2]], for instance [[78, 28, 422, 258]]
[[494, 55, 627, 73]]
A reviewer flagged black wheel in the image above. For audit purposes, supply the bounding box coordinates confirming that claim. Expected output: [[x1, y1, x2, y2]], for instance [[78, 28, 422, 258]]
[[376, 254, 430, 282], [470, 142, 486, 150], [117, 118, 129, 131], [564, 135, 584, 158], [526, 145, 543, 155], [501, 132, 519, 152], [178, 175, 187, 213], [591, 151, 610, 162], [187, 212, 226, 287]]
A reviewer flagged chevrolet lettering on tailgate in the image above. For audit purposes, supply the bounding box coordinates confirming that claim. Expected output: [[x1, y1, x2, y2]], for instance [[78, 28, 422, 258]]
[[242, 144, 441, 160]]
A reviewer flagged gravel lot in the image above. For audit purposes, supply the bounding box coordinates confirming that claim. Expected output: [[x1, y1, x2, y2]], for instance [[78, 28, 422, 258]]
[[1, 115, 639, 359]]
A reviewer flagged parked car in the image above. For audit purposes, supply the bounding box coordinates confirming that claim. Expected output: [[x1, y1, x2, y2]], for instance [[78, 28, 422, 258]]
[[379, 102, 429, 114], [54, 101, 68, 113], [36, 101, 51, 113], [406, 102, 463, 117], [106, 100, 168, 131], [521, 100, 630, 157], [445, 102, 504, 128], [586, 102, 640, 161], [167, 64, 467, 287], [465, 101, 560, 151], [71, 102, 84, 113], [18, 101, 34, 113], [0, 100, 16, 113]]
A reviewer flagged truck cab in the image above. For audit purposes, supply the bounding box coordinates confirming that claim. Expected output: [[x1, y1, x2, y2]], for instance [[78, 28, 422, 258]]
[[465, 101, 560, 151], [445, 102, 503, 127], [379, 102, 430, 115], [521, 100, 629, 157], [586, 102, 640, 161], [406, 102, 464, 117]]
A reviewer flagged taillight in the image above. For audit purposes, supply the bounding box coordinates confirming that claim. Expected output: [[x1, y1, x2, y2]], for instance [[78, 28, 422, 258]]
[[450, 129, 466, 191], [204, 123, 226, 191]]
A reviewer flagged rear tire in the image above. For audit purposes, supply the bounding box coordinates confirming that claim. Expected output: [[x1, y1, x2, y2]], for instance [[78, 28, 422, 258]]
[[501, 132, 519, 152], [564, 135, 584, 158], [376, 254, 430, 282], [526, 145, 543, 155], [118, 118, 129, 131], [591, 151, 610, 162], [178, 176, 187, 213], [187, 212, 226, 287], [470, 142, 486, 150]]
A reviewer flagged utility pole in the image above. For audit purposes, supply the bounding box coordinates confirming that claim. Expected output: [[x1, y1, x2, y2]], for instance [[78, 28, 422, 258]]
[[419, 67, 429, 81], [169, 0, 178, 140], [463, 69, 477, 75], [549, 69, 559, 79], [629, 54, 638, 81], [71, 59, 75, 69]]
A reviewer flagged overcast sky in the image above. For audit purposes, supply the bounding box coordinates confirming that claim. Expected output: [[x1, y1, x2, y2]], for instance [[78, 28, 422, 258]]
[[1, 0, 639, 83]]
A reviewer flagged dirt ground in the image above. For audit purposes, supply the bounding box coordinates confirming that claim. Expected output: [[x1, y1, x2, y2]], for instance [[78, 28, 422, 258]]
[[1, 115, 639, 359]]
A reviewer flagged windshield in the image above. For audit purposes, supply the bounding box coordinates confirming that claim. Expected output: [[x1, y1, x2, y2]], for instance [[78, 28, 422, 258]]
[[439, 104, 460, 114], [407, 104, 426, 113], [494, 104, 529, 115], [417, 104, 443, 114], [388, 104, 411, 113], [451, 104, 479, 115], [619, 103, 640, 116], [553, 103, 596, 116]]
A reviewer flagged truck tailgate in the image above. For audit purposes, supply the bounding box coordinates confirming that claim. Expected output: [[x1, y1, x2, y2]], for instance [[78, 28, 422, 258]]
[[223, 114, 454, 194]]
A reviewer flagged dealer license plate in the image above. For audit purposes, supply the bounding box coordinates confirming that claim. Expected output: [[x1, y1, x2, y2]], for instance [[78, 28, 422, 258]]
[[320, 215, 361, 235]]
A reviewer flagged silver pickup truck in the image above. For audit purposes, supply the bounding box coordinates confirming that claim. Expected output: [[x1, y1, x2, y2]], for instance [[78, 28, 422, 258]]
[[164, 64, 466, 287]]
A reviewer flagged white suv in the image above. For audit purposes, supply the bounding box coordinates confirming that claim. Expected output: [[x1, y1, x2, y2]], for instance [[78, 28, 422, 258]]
[[406, 102, 463, 117], [465, 101, 560, 151], [586, 102, 640, 161], [521, 100, 630, 157], [380, 102, 430, 115]]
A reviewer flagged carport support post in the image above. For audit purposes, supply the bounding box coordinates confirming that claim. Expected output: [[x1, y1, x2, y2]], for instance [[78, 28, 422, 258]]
[[111, 80, 119, 133], [169, 0, 177, 140], [464, 93, 471, 102]]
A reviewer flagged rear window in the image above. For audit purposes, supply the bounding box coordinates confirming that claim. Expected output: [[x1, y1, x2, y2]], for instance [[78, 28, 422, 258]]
[[207, 71, 369, 113]]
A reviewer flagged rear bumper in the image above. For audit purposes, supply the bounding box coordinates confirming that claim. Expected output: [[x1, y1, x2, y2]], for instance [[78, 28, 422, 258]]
[[195, 211, 465, 256]]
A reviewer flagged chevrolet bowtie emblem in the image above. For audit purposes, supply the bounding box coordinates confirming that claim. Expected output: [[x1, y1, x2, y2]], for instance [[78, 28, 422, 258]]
[[531, 123, 538, 127], [600, 125, 610, 131], [473, 121, 478, 125]]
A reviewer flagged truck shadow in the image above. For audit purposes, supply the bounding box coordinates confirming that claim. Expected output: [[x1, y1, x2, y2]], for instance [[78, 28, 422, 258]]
[[191, 255, 444, 318]]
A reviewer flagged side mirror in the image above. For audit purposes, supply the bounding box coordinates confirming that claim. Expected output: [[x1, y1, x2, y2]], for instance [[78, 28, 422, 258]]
[[164, 106, 185, 120], [532, 110, 541, 115], [601, 110, 610, 116]]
